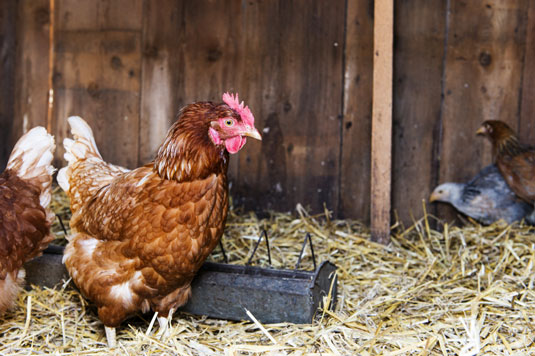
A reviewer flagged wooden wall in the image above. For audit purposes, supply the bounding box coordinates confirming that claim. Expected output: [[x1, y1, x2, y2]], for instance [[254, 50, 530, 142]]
[[1, 0, 535, 225]]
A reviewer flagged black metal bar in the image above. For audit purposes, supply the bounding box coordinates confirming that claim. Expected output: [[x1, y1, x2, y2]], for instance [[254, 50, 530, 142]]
[[246, 230, 271, 265], [219, 238, 228, 264], [56, 214, 68, 236], [295, 233, 317, 270]]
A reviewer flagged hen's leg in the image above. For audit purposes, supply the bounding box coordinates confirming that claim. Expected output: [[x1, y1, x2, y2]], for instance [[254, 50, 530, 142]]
[[157, 308, 175, 339], [105, 326, 116, 348]]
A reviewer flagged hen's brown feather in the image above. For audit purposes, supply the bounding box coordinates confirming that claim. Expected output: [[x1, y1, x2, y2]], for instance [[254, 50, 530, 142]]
[[478, 120, 535, 203], [0, 127, 55, 312], [61, 102, 238, 328]]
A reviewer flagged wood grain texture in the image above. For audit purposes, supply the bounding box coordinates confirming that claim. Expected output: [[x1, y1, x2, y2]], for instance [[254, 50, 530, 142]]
[[53, 0, 143, 169], [139, 0, 185, 164], [0, 0, 17, 169], [173, 0, 246, 187], [233, 0, 345, 214], [393, 0, 447, 225], [13, 0, 50, 137], [6, 0, 535, 225], [438, 0, 529, 222], [339, 0, 373, 221], [519, 1, 535, 143], [371, 0, 393, 242]]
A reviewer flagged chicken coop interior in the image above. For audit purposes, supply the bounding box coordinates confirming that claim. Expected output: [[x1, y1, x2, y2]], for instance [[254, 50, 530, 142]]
[[2, 0, 535, 355]]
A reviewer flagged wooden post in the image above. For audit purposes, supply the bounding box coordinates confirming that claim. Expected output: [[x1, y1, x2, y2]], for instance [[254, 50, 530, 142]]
[[371, 0, 393, 244]]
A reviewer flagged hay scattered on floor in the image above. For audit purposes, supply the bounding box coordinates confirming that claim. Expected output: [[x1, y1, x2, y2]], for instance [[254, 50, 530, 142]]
[[2, 190, 535, 355]]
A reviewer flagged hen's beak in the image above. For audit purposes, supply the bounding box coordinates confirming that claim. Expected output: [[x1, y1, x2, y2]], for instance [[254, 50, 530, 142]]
[[476, 126, 487, 136], [244, 126, 262, 141]]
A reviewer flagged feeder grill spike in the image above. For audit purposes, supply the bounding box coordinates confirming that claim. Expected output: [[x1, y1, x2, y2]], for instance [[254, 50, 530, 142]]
[[295, 233, 317, 270], [56, 214, 68, 236], [246, 229, 272, 266], [219, 238, 228, 264]]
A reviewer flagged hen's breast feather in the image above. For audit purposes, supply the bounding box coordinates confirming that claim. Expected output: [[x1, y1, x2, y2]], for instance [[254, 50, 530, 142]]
[[65, 168, 228, 312]]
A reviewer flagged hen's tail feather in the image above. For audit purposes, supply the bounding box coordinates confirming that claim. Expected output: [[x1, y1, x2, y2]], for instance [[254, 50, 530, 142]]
[[58, 116, 102, 192], [63, 116, 102, 163], [6, 126, 56, 209], [58, 116, 129, 197]]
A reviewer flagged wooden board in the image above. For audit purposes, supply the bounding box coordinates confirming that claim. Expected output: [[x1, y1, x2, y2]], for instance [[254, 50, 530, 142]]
[[53, 0, 143, 169], [6, 0, 535, 226], [13, 0, 51, 140], [139, 0, 185, 164], [0, 0, 17, 169], [438, 0, 529, 222], [370, 0, 393, 242], [232, 0, 345, 214], [339, 0, 373, 221], [392, 0, 447, 225], [519, 0, 535, 143]]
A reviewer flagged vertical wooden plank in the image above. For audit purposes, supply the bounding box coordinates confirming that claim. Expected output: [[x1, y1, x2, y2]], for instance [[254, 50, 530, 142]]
[[139, 0, 185, 164], [53, 0, 143, 168], [173, 0, 345, 215], [0, 0, 17, 169], [340, 0, 374, 222], [393, 1, 447, 225], [519, 1, 535, 142], [439, 0, 528, 222], [13, 0, 50, 136], [231, 0, 283, 210], [371, 0, 393, 243], [178, 0, 245, 182], [267, 0, 344, 214]]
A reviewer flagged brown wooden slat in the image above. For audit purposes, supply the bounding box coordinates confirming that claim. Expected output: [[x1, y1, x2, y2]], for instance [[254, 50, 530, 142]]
[[438, 0, 529, 222], [13, 0, 51, 136], [176, 0, 248, 185], [339, 0, 373, 222], [139, 0, 185, 164], [232, 0, 283, 212], [371, 0, 393, 243], [392, 0, 447, 225], [0, 0, 17, 169], [56, 0, 142, 31], [53, 0, 143, 169], [519, 1, 535, 143], [233, 0, 345, 214]]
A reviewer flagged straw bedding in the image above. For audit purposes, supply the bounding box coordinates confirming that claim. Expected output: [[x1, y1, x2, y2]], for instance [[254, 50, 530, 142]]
[[1, 188, 534, 355]]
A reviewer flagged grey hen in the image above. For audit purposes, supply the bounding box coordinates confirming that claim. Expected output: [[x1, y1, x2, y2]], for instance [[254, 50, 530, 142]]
[[430, 165, 534, 225]]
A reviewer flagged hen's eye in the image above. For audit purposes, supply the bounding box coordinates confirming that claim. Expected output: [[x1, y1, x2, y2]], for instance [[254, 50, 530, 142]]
[[224, 119, 234, 127]]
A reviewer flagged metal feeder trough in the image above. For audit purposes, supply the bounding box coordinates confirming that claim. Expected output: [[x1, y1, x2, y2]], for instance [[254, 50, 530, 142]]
[[181, 260, 337, 324], [24, 230, 337, 324]]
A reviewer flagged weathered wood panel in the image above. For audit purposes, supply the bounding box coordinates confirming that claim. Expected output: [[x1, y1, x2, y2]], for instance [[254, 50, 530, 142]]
[[53, 0, 143, 169], [339, 0, 373, 220], [0, 0, 17, 169], [13, 0, 50, 141], [139, 0, 185, 164], [519, 1, 535, 143], [438, 0, 529, 222], [233, 0, 345, 214], [393, 0, 447, 225], [4, 0, 535, 225]]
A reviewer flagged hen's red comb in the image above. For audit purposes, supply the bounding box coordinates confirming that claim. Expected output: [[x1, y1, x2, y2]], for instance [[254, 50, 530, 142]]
[[222, 92, 255, 126]]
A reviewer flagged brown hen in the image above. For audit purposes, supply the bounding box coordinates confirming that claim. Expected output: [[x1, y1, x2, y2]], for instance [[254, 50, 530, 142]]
[[57, 93, 261, 347], [477, 120, 535, 203], [0, 127, 55, 313]]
